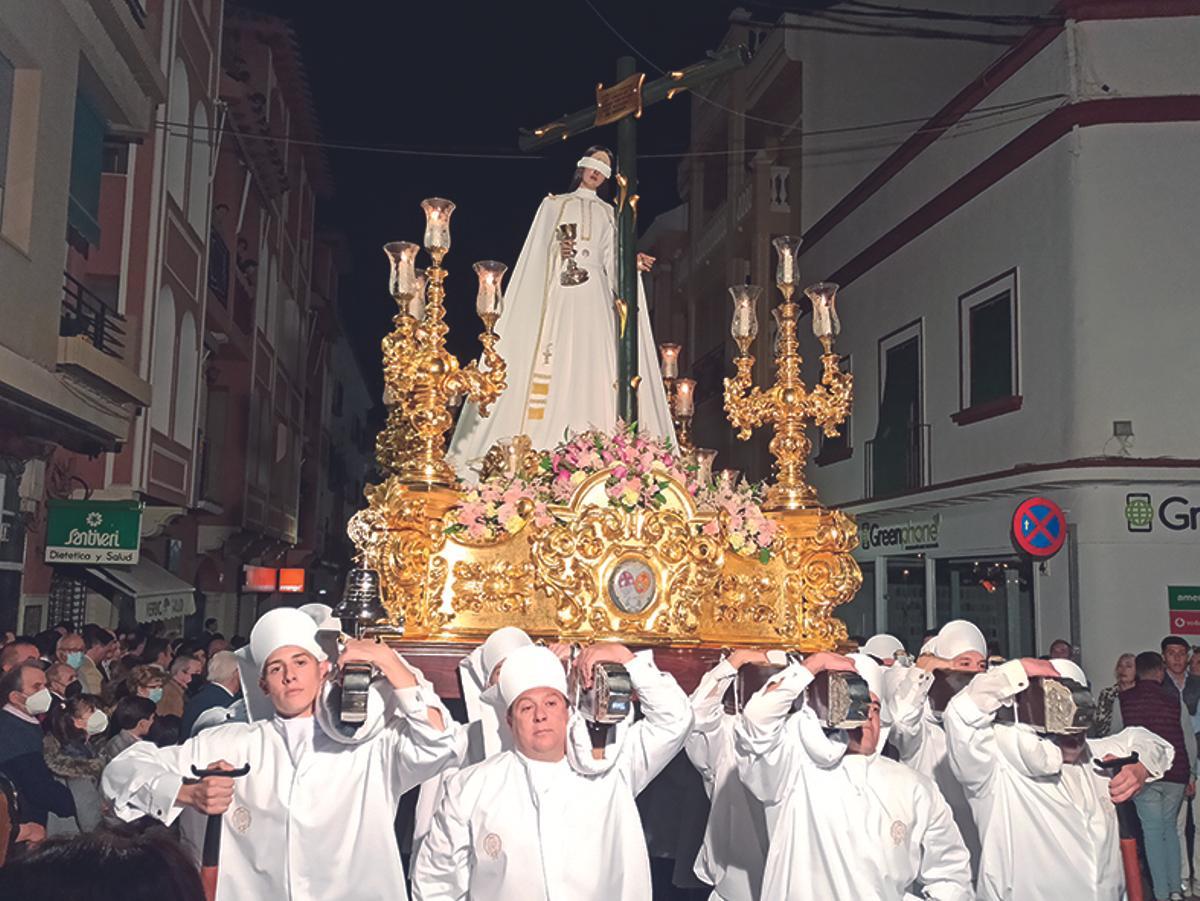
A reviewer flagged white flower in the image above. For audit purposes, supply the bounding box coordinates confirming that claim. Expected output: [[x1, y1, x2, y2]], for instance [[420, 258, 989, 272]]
[[86, 512, 103, 528]]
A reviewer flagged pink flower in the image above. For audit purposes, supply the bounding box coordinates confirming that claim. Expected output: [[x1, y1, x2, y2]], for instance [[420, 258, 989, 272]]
[[702, 520, 720, 537], [458, 501, 486, 522]]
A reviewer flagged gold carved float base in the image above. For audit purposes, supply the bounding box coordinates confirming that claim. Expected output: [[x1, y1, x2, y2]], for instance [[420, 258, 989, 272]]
[[352, 466, 860, 651]]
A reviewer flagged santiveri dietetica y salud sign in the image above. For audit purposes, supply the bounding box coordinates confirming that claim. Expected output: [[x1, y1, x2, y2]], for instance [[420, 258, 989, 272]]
[[44, 499, 142, 565]]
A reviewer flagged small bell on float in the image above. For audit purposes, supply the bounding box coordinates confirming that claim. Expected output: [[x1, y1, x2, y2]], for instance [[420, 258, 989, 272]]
[[334, 568, 398, 639]]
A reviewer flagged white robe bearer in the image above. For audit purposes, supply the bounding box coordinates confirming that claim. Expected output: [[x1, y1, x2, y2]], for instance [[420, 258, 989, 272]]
[[102, 683, 457, 901], [685, 659, 772, 901], [447, 187, 675, 476], [887, 666, 982, 875], [943, 660, 1175, 901], [411, 652, 692, 901], [736, 663, 973, 901]]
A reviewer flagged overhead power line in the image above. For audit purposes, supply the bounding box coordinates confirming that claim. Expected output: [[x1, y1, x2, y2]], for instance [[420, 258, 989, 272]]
[[151, 91, 1067, 166], [578, 0, 1042, 132]]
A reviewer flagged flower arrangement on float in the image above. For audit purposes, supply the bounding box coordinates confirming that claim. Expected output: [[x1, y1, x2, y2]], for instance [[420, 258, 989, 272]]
[[444, 424, 781, 563]]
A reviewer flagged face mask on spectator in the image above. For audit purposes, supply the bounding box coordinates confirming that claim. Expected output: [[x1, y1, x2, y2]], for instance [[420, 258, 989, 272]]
[[85, 709, 109, 735], [66, 651, 84, 669], [25, 687, 53, 715], [148, 687, 164, 704]]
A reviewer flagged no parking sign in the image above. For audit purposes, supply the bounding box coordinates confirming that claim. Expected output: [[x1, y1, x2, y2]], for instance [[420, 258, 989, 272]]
[[1012, 497, 1067, 558]]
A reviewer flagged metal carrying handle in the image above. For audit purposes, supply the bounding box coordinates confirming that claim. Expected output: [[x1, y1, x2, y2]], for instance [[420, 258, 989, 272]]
[[181, 764, 251, 873], [1093, 752, 1141, 838], [1093, 751, 1139, 773], [1094, 752, 1145, 901], [189, 763, 251, 780]]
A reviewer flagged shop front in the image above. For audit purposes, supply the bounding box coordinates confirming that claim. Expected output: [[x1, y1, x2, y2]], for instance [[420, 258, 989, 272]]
[[841, 506, 1042, 660], [32, 498, 195, 633], [840, 471, 1200, 676]]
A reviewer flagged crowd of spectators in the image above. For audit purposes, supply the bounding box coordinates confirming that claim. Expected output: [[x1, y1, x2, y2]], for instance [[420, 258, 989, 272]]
[[0, 618, 245, 868], [1091, 635, 1200, 899]]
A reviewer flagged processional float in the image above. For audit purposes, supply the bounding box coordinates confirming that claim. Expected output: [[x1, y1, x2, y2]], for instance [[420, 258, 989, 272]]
[[337, 198, 861, 669]]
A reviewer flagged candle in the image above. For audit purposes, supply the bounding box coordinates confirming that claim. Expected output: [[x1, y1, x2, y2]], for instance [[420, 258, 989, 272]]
[[409, 269, 427, 320], [659, 343, 681, 379], [695, 448, 717, 487], [473, 260, 508, 319], [728, 285, 761, 343], [383, 241, 420, 301], [804, 282, 841, 339], [675, 378, 696, 417], [772, 235, 802, 288], [420, 197, 456, 254]]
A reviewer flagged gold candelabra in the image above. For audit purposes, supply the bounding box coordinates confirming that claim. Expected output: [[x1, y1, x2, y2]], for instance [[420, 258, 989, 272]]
[[377, 198, 508, 487], [723, 236, 853, 510]]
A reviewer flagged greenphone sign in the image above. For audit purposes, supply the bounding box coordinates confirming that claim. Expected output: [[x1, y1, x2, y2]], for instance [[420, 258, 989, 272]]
[[859, 513, 941, 552], [45, 500, 142, 564]]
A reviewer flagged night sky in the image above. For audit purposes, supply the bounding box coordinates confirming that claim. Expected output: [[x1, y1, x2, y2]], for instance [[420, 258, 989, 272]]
[[236, 0, 745, 399]]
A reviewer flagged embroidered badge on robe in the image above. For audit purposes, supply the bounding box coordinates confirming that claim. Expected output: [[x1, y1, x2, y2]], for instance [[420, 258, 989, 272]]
[[482, 832, 503, 859], [232, 806, 252, 834]]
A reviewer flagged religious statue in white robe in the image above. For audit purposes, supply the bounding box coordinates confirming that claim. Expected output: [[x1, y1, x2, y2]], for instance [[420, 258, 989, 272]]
[[447, 150, 676, 477]]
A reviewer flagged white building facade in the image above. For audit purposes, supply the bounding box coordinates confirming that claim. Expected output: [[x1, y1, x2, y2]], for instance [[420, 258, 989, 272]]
[[797, 3, 1200, 675]]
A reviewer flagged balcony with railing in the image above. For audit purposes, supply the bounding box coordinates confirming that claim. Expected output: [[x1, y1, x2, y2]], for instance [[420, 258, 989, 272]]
[[57, 272, 151, 407], [865, 422, 931, 499], [61, 273, 127, 359]]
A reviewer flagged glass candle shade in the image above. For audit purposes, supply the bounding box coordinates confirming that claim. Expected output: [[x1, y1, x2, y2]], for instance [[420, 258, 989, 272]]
[[499, 435, 532, 479], [421, 197, 456, 254], [772, 306, 785, 354], [383, 241, 420, 301], [695, 448, 717, 487], [658, 343, 681, 379], [716, 469, 741, 491], [409, 269, 428, 320], [772, 235, 802, 289], [674, 378, 696, 417], [805, 281, 841, 339], [729, 285, 761, 344], [473, 260, 508, 319]]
